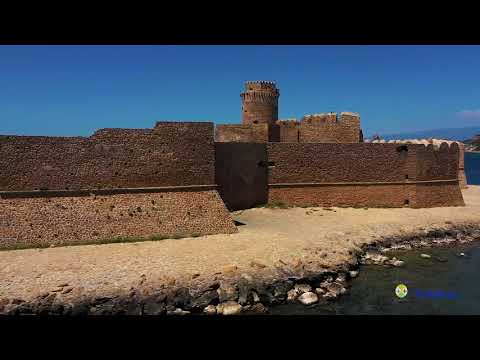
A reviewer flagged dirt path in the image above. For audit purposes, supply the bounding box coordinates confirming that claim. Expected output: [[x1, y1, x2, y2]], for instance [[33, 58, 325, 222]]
[[1, 186, 480, 301]]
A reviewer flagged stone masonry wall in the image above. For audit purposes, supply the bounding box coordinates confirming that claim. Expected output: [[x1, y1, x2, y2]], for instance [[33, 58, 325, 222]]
[[0, 190, 237, 250], [215, 124, 269, 143], [266, 142, 464, 208], [0, 122, 215, 191], [0, 122, 237, 249], [266, 143, 418, 184], [298, 112, 362, 143], [276, 120, 299, 143]]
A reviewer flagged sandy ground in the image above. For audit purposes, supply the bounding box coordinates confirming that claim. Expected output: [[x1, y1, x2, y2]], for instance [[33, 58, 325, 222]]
[[1, 186, 480, 301]]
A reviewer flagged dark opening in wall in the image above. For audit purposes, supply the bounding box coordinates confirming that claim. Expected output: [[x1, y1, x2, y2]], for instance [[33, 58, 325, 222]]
[[253, 120, 258, 124], [397, 145, 409, 160], [404, 199, 410, 206], [405, 174, 409, 180], [257, 161, 275, 168]]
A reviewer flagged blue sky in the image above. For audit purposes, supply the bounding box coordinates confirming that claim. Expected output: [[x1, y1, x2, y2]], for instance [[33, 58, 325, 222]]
[[1, 45, 479, 137]]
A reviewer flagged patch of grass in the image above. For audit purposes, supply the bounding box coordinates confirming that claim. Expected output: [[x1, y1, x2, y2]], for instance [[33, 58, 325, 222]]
[[148, 234, 169, 241], [0, 232, 201, 252]]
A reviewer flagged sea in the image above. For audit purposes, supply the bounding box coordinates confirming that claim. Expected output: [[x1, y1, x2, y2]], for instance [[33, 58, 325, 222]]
[[271, 152, 480, 315], [465, 152, 480, 186]]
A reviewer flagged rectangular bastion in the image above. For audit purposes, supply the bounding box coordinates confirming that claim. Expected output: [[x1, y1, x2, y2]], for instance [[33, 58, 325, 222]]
[[0, 122, 237, 250], [214, 141, 465, 210], [267, 142, 464, 208]]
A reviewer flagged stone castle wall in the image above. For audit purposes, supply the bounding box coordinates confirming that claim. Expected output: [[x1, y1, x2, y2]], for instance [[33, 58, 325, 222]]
[[214, 141, 464, 211], [298, 112, 362, 143], [0, 122, 237, 249], [215, 124, 269, 143], [380, 138, 467, 189], [217, 112, 362, 144], [0, 122, 214, 191], [266, 142, 464, 208]]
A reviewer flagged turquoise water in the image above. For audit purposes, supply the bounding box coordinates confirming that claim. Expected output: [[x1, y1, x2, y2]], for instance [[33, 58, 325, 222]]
[[465, 152, 480, 185]]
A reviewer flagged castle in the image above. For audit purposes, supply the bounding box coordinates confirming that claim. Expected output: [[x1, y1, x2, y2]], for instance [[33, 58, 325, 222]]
[[216, 81, 362, 143], [0, 81, 466, 249]]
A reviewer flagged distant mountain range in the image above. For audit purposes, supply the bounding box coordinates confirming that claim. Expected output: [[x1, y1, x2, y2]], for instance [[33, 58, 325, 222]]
[[373, 126, 480, 142]]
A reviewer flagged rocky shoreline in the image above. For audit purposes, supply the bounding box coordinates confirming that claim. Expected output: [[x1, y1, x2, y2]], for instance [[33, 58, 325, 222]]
[[1, 223, 480, 316]]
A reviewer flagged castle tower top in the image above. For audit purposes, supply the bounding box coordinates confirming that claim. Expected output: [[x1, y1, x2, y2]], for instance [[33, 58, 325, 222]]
[[241, 80, 279, 126], [244, 81, 279, 93]]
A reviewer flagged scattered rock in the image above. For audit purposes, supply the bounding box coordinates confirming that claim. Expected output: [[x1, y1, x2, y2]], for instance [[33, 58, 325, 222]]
[[272, 281, 293, 303], [323, 291, 338, 301], [250, 260, 267, 269], [217, 283, 238, 302], [391, 260, 405, 267], [336, 273, 347, 283], [349, 270, 359, 278], [62, 286, 74, 294], [324, 282, 346, 297], [142, 295, 166, 315], [217, 301, 242, 315], [298, 292, 318, 305], [315, 288, 325, 295], [250, 303, 267, 313], [420, 254, 431, 259], [203, 305, 217, 315], [434, 257, 448, 263], [237, 279, 252, 305], [241, 273, 253, 282], [191, 289, 218, 309], [459, 252, 466, 257], [294, 283, 312, 294], [362, 252, 390, 265], [167, 308, 190, 316], [191, 272, 200, 279], [222, 265, 238, 273], [287, 289, 298, 302], [252, 291, 260, 303]]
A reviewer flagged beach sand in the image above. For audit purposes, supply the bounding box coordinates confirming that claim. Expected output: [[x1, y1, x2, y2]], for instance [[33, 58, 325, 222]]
[[1, 186, 480, 302]]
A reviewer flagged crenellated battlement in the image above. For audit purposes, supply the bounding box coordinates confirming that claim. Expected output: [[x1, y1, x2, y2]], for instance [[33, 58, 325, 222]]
[[276, 119, 299, 127], [244, 81, 279, 93], [301, 112, 360, 125]]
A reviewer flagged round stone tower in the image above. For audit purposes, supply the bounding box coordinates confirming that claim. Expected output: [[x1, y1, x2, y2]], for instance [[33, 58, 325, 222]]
[[241, 81, 279, 126]]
